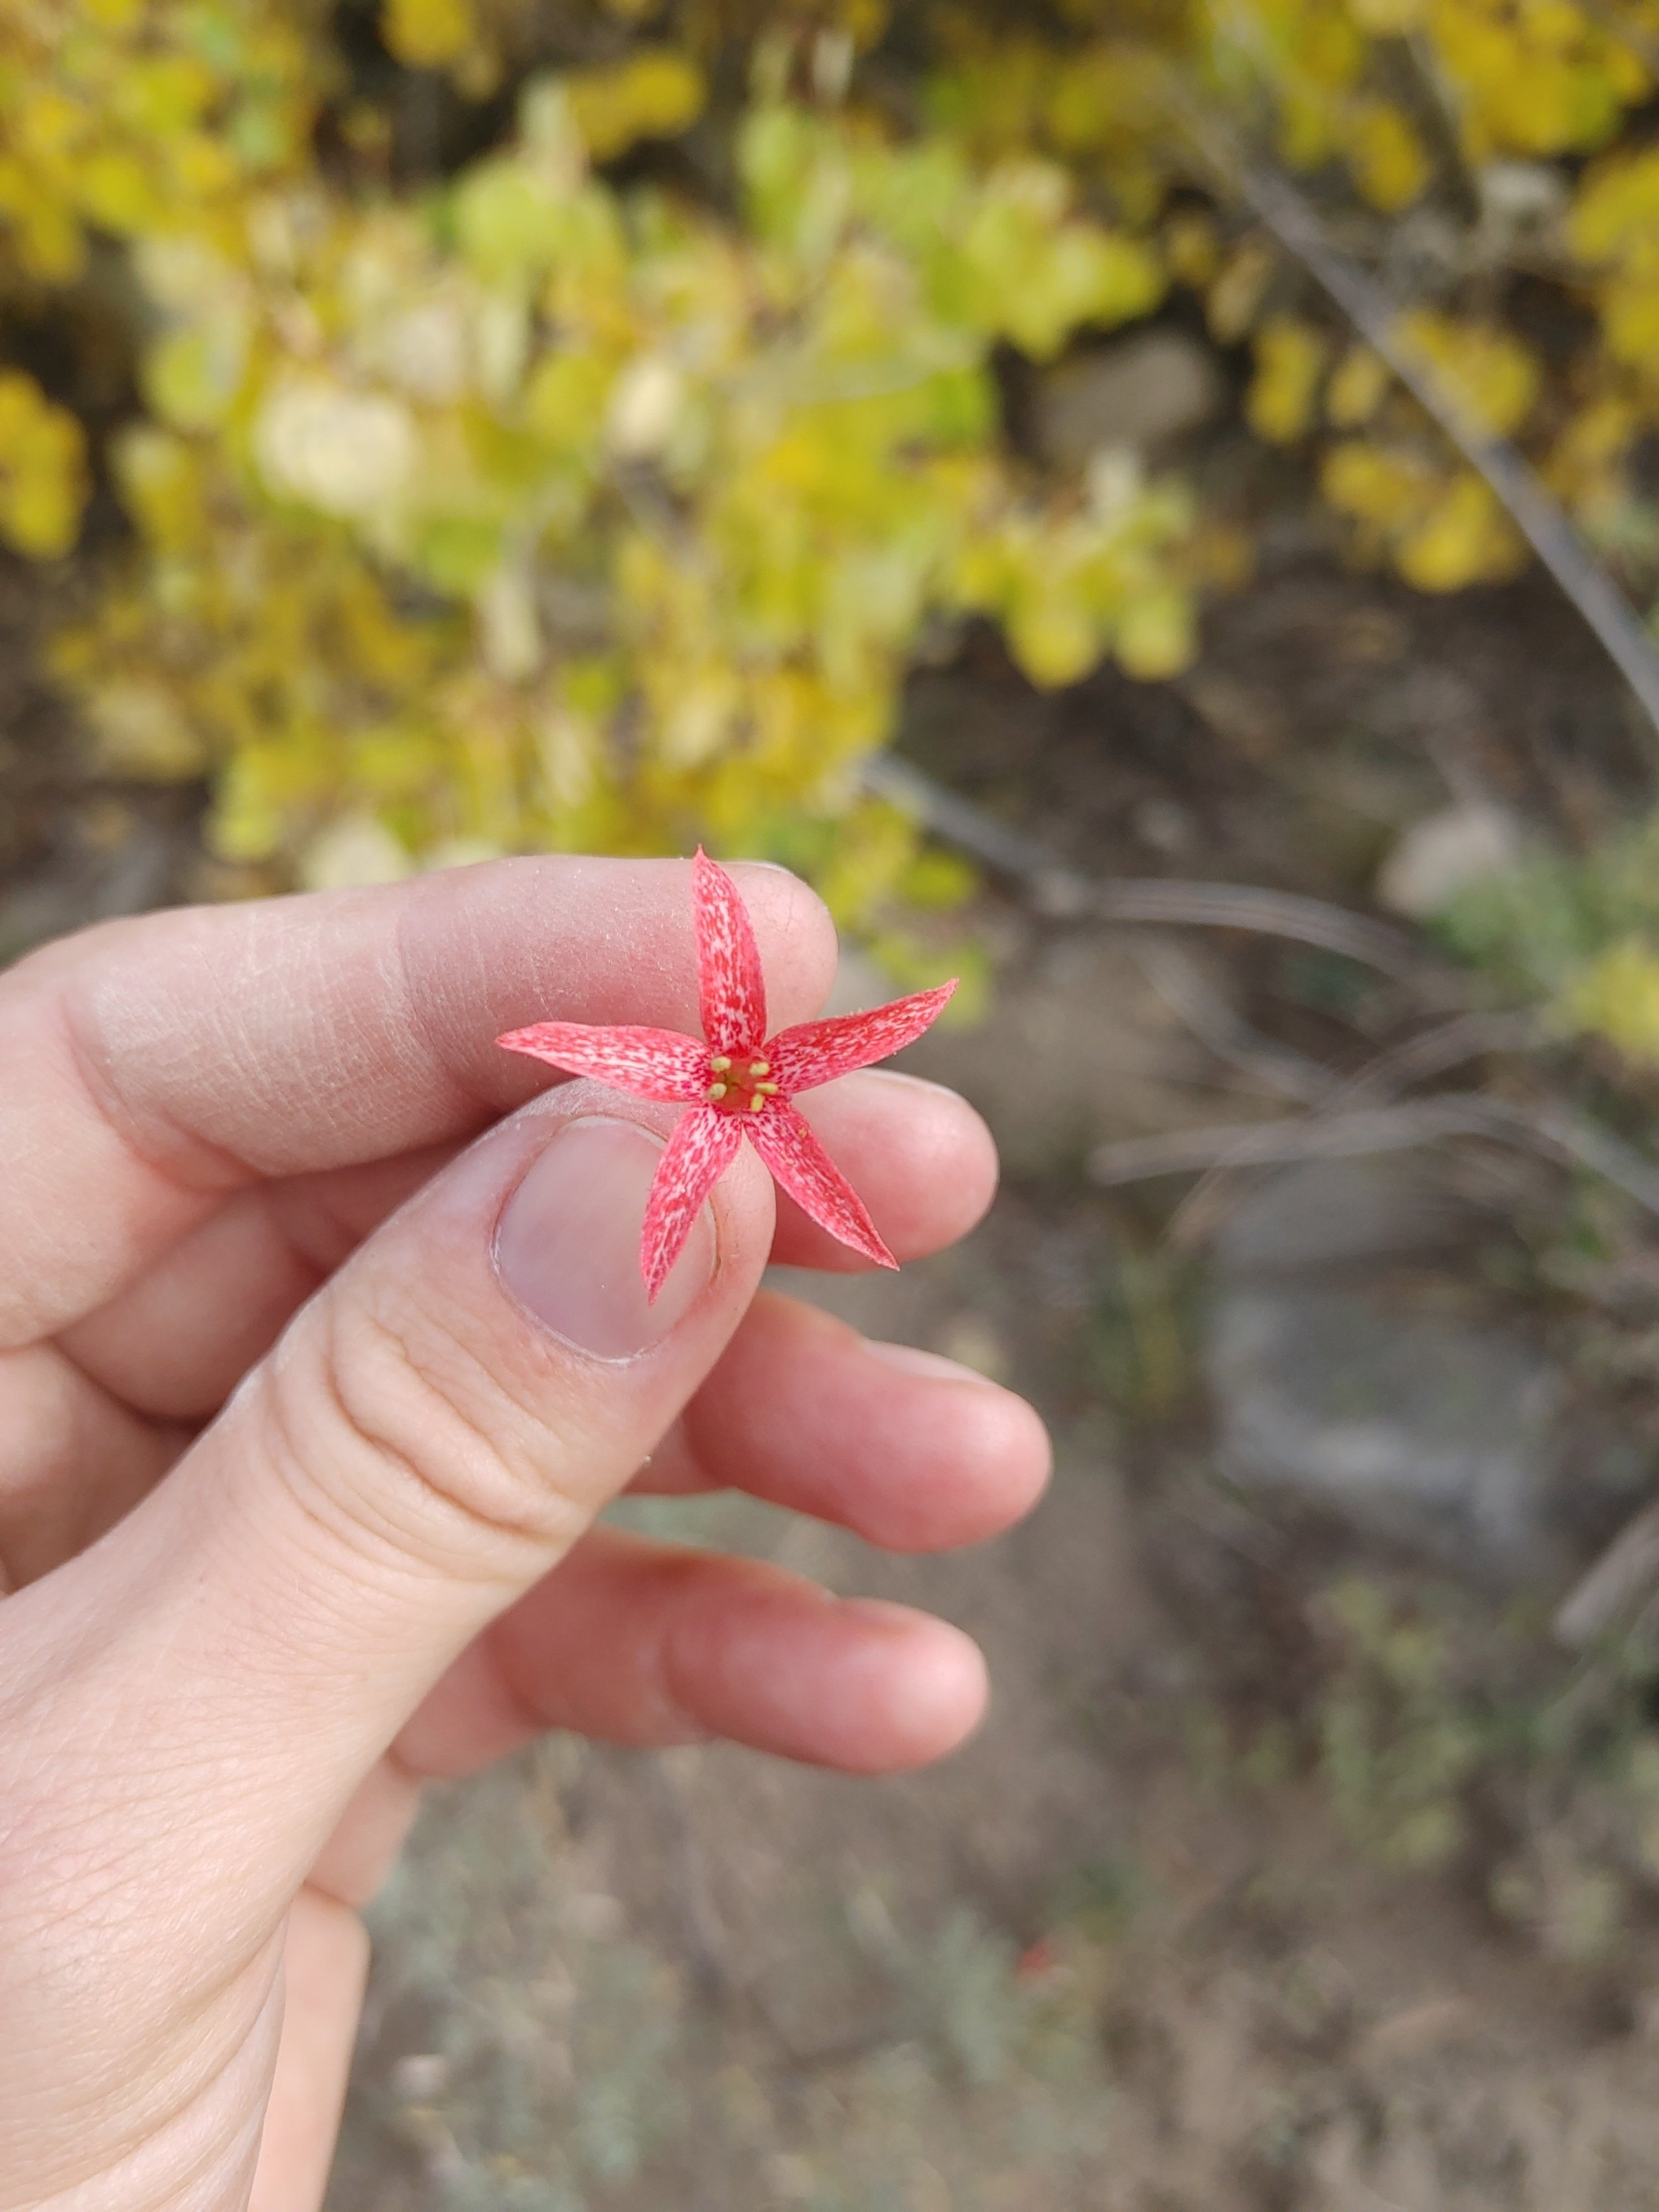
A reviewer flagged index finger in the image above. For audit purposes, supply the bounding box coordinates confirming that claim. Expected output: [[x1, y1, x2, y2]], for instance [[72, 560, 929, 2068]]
[[0, 857, 836, 1344]]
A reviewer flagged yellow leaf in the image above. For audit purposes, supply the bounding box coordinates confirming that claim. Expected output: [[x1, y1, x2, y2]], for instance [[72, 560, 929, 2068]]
[[1009, 591, 1099, 688], [1163, 210, 1220, 288], [1206, 238, 1275, 343], [1350, 101, 1431, 213], [1547, 394, 1638, 507], [1348, 0, 1425, 29], [1572, 149, 1659, 263], [1327, 346, 1391, 428], [1321, 439, 1425, 527], [1246, 315, 1327, 445], [79, 147, 157, 232], [1395, 311, 1540, 437], [1602, 285, 1659, 370], [143, 317, 249, 431], [381, 0, 473, 70], [1560, 939, 1659, 1063], [1116, 589, 1196, 680], [114, 426, 206, 551], [567, 52, 705, 162], [0, 370, 87, 559], [1395, 473, 1522, 591], [525, 350, 612, 447]]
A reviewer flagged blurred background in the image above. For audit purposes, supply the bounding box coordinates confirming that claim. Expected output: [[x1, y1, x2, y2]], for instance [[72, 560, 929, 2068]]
[[8, 0, 1659, 2201]]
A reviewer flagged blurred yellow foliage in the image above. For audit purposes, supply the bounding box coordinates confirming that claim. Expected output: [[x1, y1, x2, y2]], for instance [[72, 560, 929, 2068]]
[[1571, 147, 1659, 388], [0, 0, 1655, 935], [48, 79, 1197, 903], [565, 50, 706, 159], [1322, 441, 1523, 590], [1174, 0, 1657, 590], [1561, 939, 1659, 1064], [0, 370, 85, 557], [1395, 311, 1540, 439], [0, 0, 314, 282], [1247, 316, 1328, 444], [382, 0, 475, 69], [1349, 99, 1430, 212], [1326, 346, 1390, 429]]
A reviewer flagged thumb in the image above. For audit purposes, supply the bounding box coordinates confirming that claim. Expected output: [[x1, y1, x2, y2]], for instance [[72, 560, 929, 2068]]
[[5, 1087, 776, 1903]]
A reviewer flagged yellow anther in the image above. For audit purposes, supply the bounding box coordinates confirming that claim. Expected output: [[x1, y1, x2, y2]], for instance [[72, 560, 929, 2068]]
[[709, 1055, 731, 1072], [707, 1082, 728, 1102], [749, 1092, 768, 1111], [750, 1059, 770, 1076], [755, 1080, 780, 1095]]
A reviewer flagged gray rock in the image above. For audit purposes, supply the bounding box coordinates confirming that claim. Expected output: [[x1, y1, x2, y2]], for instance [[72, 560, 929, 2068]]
[[1374, 800, 1526, 919], [1204, 1159, 1563, 1576], [1214, 1155, 1478, 1274], [1033, 331, 1223, 473]]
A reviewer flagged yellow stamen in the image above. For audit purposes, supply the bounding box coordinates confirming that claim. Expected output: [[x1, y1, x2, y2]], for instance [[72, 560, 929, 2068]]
[[754, 1080, 779, 1095], [709, 1055, 731, 1072], [749, 1093, 768, 1112], [750, 1059, 770, 1076], [707, 1082, 728, 1101]]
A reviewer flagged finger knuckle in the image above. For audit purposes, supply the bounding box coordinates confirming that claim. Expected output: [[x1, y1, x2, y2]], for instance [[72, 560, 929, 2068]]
[[259, 1286, 584, 1574]]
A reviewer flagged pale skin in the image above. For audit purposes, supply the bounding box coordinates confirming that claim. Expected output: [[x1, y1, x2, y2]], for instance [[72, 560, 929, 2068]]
[[0, 856, 1050, 2212]]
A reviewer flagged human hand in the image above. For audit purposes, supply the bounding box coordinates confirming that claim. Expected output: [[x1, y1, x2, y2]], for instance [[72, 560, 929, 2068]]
[[0, 858, 1049, 2212]]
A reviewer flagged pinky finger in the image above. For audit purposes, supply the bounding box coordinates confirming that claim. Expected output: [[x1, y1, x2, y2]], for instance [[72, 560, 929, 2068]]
[[395, 1524, 987, 1780]]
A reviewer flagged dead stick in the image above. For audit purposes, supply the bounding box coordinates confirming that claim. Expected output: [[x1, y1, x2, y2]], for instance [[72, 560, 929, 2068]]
[[864, 753, 1424, 977]]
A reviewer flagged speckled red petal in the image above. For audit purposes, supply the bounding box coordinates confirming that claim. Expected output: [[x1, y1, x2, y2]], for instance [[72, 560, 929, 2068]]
[[496, 1022, 709, 1102], [747, 1100, 896, 1269], [692, 849, 768, 1056], [641, 1106, 744, 1300], [764, 980, 957, 1095]]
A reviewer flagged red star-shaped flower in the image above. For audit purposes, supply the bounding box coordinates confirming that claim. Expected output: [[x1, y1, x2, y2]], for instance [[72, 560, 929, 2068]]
[[497, 851, 957, 1298]]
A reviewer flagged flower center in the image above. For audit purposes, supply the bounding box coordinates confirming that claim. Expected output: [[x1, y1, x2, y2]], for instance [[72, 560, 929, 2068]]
[[706, 1053, 780, 1114]]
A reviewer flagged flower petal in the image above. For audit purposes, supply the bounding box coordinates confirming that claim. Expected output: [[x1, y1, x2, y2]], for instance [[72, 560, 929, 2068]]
[[747, 1100, 897, 1269], [693, 848, 767, 1055], [642, 1106, 744, 1299], [764, 980, 958, 1094], [496, 1022, 708, 1102]]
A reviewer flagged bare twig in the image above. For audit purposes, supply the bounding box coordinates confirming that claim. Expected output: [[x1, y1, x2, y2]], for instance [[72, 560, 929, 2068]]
[[1133, 938, 1333, 1104], [1188, 121, 1659, 745], [1507, 1097, 1659, 1217], [1089, 1096, 1502, 1183], [863, 753, 1425, 976], [1092, 1085, 1659, 1221], [1554, 1501, 1659, 1650], [867, 760, 1659, 1222], [1334, 1010, 1544, 1104], [1161, 1010, 1541, 1244]]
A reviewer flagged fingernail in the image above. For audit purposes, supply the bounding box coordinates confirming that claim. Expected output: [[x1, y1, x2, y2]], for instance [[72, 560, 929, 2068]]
[[495, 1117, 715, 1359], [863, 1341, 1001, 1386]]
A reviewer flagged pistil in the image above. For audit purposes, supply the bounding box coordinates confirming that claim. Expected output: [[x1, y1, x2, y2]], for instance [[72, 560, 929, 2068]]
[[707, 1053, 781, 1114]]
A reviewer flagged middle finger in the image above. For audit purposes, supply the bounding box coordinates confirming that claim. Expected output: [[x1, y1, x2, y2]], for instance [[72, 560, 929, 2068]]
[[635, 1290, 1050, 1552], [1, 1283, 1045, 1591]]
